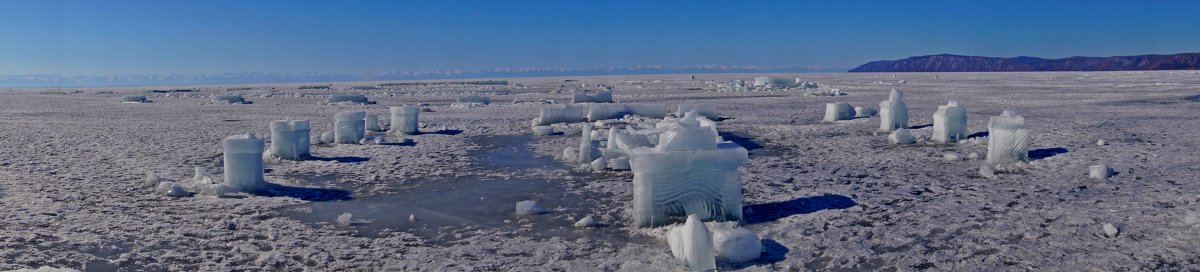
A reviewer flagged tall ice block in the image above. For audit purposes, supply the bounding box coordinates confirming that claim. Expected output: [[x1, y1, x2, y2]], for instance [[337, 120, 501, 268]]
[[334, 111, 366, 144], [268, 120, 311, 160], [364, 114, 383, 131], [390, 106, 421, 135], [931, 100, 968, 143], [223, 133, 269, 193], [631, 118, 748, 227], [986, 110, 1030, 164], [578, 123, 596, 164], [879, 89, 909, 132]]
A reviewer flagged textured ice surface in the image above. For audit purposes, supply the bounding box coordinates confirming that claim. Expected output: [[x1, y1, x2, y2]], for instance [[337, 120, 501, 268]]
[[223, 133, 269, 193], [631, 117, 748, 227], [334, 111, 366, 144], [364, 114, 382, 132], [532, 105, 585, 126], [572, 90, 613, 103], [888, 129, 915, 144], [268, 120, 310, 160], [986, 110, 1030, 164], [932, 100, 968, 143], [677, 103, 719, 119], [667, 215, 717, 271], [711, 224, 762, 263], [878, 89, 909, 131], [823, 102, 856, 122], [324, 94, 371, 104], [389, 106, 421, 135]]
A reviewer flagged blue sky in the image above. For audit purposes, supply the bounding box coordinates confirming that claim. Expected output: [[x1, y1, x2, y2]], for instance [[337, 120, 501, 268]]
[[2, 0, 1198, 76]]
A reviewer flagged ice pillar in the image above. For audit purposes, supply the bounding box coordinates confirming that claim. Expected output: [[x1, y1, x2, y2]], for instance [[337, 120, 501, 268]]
[[223, 133, 269, 193], [334, 111, 366, 144], [986, 110, 1030, 164], [879, 89, 909, 132], [578, 123, 595, 164], [931, 100, 968, 143], [268, 120, 310, 160], [390, 106, 421, 135], [364, 114, 382, 132]]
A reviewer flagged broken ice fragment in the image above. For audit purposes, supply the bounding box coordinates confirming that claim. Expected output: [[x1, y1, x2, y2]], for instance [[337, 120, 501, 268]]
[[515, 200, 544, 215], [1102, 223, 1119, 238], [979, 165, 997, 179], [337, 213, 352, 227], [711, 225, 762, 263], [574, 215, 595, 228], [888, 129, 915, 145], [823, 102, 855, 122], [156, 181, 190, 197], [1089, 164, 1114, 179], [667, 215, 717, 271]]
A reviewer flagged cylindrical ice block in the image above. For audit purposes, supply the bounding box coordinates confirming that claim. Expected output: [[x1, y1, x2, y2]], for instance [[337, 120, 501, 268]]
[[223, 133, 269, 193], [389, 106, 421, 135], [269, 120, 310, 160], [335, 111, 366, 144]]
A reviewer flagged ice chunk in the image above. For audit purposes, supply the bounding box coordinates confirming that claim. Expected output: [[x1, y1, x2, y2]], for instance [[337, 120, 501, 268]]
[[888, 129, 915, 145], [823, 102, 856, 122], [711, 225, 762, 263], [337, 213, 352, 227], [854, 106, 877, 118], [979, 165, 997, 179], [121, 95, 149, 103], [457, 95, 491, 104], [574, 215, 595, 228], [578, 124, 597, 164], [631, 141, 747, 227], [268, 120, 310, 160], [667, 215, 717, 271], [389, 106, 421, 135], [319, 131, 334, 144], [572, 90, 614, 103], [515, 200, 545, 215], [879, 89, 909, 131], [531, 125, 556, 136], [156, 181, 191, 197], [533, 105, 586, 126], [1089, 164, 1114, 179], [325, 94, 372, 104], [590, 157, 607, 172], [211, 95, 249, 104], [942, 153, 961, 162], [609, 156, 631, 170], [334, 111, 366, 144], [657, 116, 719, 152], [677, 103, 719, 119], [364, 114, 383, 132], [587, 103, 668, 121], [1096, 139, 1106, 146], [931, 100, 968, 143], [1102, 223, 1119, 238], [223, 133, 270, 194], [986, 110, 1030, 164], [191, 167, 211, 184]]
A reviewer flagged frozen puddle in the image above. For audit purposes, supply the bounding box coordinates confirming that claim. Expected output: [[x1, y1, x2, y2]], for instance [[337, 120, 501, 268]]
[[279, 135, 631, 244]]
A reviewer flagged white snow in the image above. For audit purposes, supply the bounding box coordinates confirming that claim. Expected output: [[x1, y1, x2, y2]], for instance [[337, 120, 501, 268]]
[[986, 110, 1030, 164], [878, 89, 909, 131], [667, 215, 717, 271], [389, 106, 421, 135], [515, 200, 545, 215], [931, 100, 968, 143]]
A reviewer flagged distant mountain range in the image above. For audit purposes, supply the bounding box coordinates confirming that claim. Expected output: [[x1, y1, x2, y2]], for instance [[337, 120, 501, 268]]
[[0, 65, 845, 88], [848, 52, 1200, 72]]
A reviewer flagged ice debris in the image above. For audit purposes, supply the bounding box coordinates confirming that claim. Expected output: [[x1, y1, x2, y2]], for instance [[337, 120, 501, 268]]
[[515, 200, 545, 215], [667, 215, 717, 271], [1089, 164, 1114, 179], [711, 224, 762, 263], [1102, 223, 1119, 238], [531, 125, 556, 136], [324, 94, 373, 105], [572, 89, 614, 103], [337, 213, 353, 227], [878, 89, 909, 132], [677, 103, 719, 119], [574, 215, 595, 228], [979, 165, 997, 179], [888, 129, 915, 145]]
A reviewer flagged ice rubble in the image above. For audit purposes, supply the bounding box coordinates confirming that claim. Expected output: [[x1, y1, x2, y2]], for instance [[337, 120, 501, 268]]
[[677, 103, 719, 119], [324, 94, 374, 105], [223, 133, 270, 194], [389, 106, 421, 135], [572, 89, 614, 103], [121, 95, 149, 103], [267, 120, 311, 160], [364, 114, 383, 132], [334, 111, 367, 144], [630, 113, 748, 227], [823, 102, 856, 122], [667, 215, 717, 271], [888, 129, 915, 145], [515, 200, 545, 215], [986, 110, 1030, 164], [1090, 164, 1114, 179], [878, 89, 909, 132], [532, 105, 586, 126], [211, 95, 250, 104], [932, 100, 968, 143]]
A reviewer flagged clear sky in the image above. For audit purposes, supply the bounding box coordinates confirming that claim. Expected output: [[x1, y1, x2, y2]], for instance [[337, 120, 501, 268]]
[[2, 0, 1198, 76]]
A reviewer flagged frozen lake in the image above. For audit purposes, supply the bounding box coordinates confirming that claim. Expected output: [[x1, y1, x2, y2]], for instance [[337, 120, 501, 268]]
[[1, 71, 1199, 270]]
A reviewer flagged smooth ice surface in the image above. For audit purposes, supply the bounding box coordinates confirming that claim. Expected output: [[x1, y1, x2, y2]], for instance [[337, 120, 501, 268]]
[[223, 133, 269, 193], [364, 114, 382, 132], [334, 111, 366, 144], [823, 102, 855, 122], [533, 105, 586, 126], [879, 89, 909, 131], [389, 106, 421, 135], [889, 129, 915, 145], [667, 215, 717, 271], [677, 103, 719, 119], [711, 225, 762, 263], [987, 110, 1030, 164], [932, 100, 969, 143], [268, 120, 310, 160]]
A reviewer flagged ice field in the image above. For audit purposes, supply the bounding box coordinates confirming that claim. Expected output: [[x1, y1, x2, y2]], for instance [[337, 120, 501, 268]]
[[2, 72, 1200, 271]]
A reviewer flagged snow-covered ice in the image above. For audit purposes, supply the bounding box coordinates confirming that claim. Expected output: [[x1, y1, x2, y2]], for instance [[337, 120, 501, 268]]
[[1089, 164, 1114, 179], [631, 115, 748, 227]]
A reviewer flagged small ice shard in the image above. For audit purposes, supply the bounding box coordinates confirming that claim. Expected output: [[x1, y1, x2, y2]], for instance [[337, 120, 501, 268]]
[[223, 133, 270, 194], [337, 213, 353, 227], [1089, 164, 1114, 179], [364, 114, 383, 132], [268, 119, 311, 160], [319, 131, 335, 144], [389, 106, 421, 135], [854, 106, 877, 118], [156, 181, 190, 197], [823, 102, 855, 122], [531, 125, 555, 136], [979, 165, 997, 179], [888, 129, 915, 145], [986, 110, 1030, 164], [1097, 139, 1106, 146], [574, 215, 595, 228], [711, 225, 762, 263], [334, 111, 367, 144], [942, 153, 961, 162], [409, 214, 417, 222], [515, 200, 545, 215], [1102, 223, 1119, 238], [931, 100, 968, 143], [879, 89, 909, 132], [667, 215, 717, 271]]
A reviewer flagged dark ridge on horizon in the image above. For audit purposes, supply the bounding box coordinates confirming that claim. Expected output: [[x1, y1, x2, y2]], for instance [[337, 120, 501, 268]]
[[848, 52, 1200, 72]]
